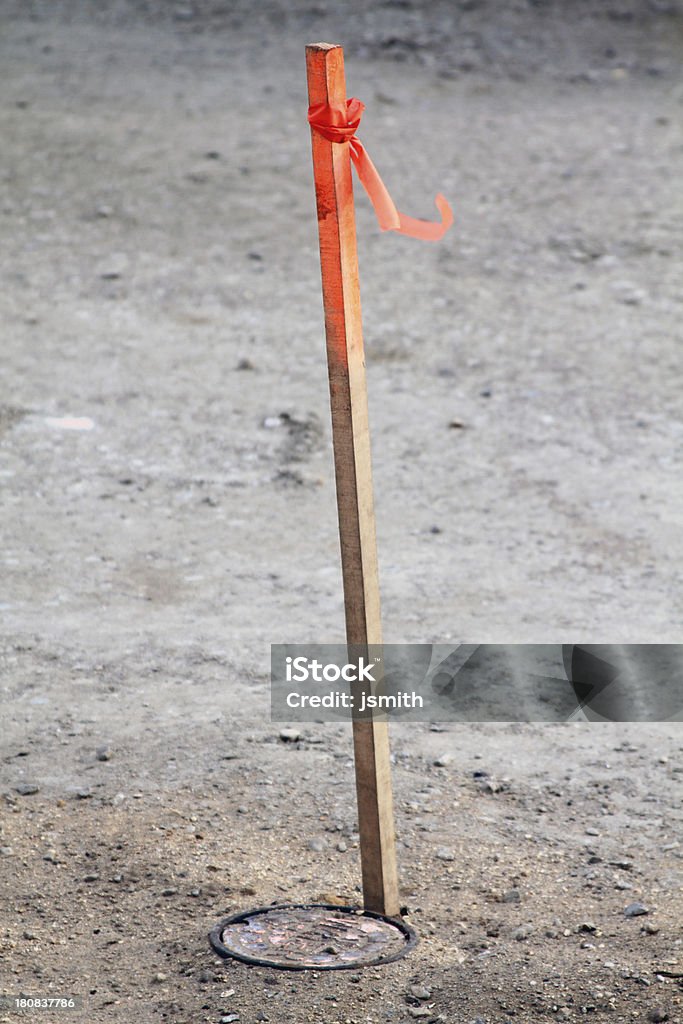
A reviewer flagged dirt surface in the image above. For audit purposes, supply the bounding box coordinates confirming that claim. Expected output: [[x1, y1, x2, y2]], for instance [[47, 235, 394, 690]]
[[1, 2, 682, 1022]]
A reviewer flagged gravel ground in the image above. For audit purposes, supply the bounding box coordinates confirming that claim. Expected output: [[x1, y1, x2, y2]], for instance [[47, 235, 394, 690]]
[[0, 2, 682, 1022]]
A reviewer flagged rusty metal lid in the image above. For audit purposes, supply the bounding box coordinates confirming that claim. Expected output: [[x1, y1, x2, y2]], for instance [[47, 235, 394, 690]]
[[209, 903, 417, 970]]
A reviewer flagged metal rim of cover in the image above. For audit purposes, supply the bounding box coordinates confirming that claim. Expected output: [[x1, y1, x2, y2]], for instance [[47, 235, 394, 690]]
[[208, 902, 418, 971]]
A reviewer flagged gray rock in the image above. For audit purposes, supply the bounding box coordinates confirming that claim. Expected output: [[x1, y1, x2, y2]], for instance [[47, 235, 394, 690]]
[[409, 985, 431, 1000], [96, 253, 127, 279], [502, 889, 521, 903], [96, 746, 112, 761], [23, 930, 37, 940], [624, 902, 649, 917], [308, 838, 325, 852], [220, 1016, 239, 1024], [336, 840, 348, 853], [14, 783, 39, 795], [435, 847, 455, 862], [610, 859, 633, 870], [433, 754, 453, 767], [650, 1012, 668, 1023], [279, 728, 301, 743], [513, 923, 534, 940]]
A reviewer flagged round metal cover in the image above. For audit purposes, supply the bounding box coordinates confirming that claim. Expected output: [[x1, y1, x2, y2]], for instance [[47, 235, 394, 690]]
[[209, 903, 417, 970]]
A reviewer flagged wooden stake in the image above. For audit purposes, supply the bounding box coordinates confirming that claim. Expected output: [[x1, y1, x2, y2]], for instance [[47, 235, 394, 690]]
[[306, 42, 400, 918]]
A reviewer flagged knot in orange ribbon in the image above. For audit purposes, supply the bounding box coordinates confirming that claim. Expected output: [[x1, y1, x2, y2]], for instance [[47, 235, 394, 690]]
[[308, 97, 453, 242]]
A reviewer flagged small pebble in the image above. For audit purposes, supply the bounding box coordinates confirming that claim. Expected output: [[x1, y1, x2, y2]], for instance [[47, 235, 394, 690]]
[[433, 754, 453, 767], [624, 902, 649, 917], [96, 254, 127, 279], [220, 1016, 239, 1024], [308, 838, 325, 852], [502, 889, 521, 903], [513, 923, 533, 941], [409, 985, 431, 1000], [642, 921, 660, 934], [96, 746, 112, 761], [336, 841, 347, 853], [279, 728, 301, 743], [578, 921, 597, 933], [161, 888, 177, 897], [435, 847, 455, 862], [650, 1012, 669, 1023], [23, 930, 37, 940], [14, 783, 39, 795], [409, 1010, 431, 1019], [152, 972, 167, 984]]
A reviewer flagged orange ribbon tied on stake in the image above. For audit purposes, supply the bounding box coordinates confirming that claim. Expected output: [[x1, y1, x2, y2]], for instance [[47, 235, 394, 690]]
[[307, 97, 453, 241]]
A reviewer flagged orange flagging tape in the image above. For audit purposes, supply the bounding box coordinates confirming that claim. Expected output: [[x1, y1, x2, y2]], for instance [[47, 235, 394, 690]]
[[308, 97, 453, 241]]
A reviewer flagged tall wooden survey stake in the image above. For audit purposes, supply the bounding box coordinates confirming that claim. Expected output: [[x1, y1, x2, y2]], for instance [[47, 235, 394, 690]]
[[306, 43, 400, 918]]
